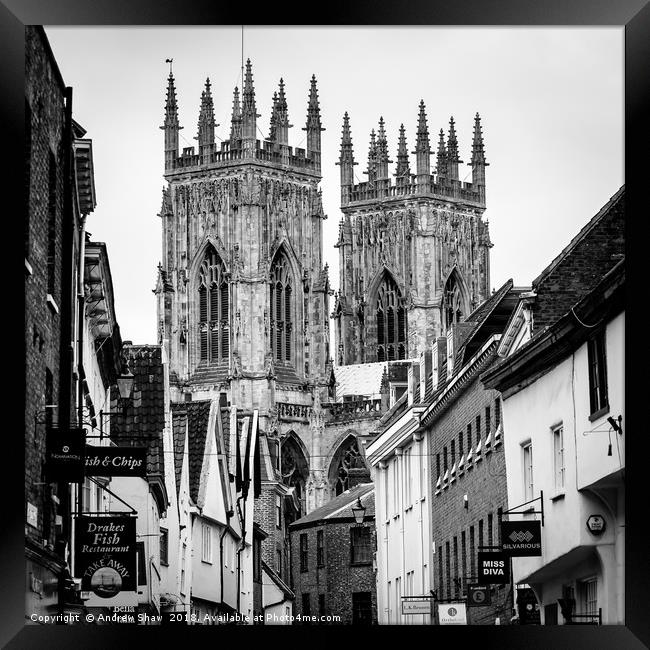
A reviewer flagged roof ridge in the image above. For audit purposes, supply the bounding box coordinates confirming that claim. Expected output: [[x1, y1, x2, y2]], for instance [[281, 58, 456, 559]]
[[532, 185, 624, 288]]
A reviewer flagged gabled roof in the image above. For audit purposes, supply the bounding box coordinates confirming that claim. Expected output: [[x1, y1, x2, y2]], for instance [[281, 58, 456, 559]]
[[290, 483, 374, 529], [171, 405, 187, 498], [530, 185, 624, 332], [262, 561, 295, 600], [334, 362, 386, 400], [184, 400, 212, 504]]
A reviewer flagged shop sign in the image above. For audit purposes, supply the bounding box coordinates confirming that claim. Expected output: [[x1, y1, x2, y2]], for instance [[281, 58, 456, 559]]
[[500, 520, 542, 556], [467, 584, 492, 607], [74, 516, 137, 597], [84, 446, 147, 477], [438, 603, 467, 625], [46, 428, 86, 482], [402, 598, 432, 615], [477, 551, 510, 585], [517, 587, 541, 625], [586, 514, 606, 536]]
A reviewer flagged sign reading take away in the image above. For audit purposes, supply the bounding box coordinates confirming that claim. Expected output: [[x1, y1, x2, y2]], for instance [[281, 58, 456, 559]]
[[477, 551, 510, 585], [500, 520, 542, 556], [84, 446, 147, 477], [75, 515, 137, 598]]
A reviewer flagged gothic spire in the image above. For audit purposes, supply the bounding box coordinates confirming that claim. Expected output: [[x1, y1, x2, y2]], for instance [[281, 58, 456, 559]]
[[196, 77, 217, 157], [376, 117, 391, 180], [413, 100, 431, 184], [241, 59, 260, 143], [395, 123, 411, 180], [304, 74, 324, 172], [447, 116, 462, 164], [268, 90, 278, 142], [230, 86, 242, 143], [162, 72, 180, 129], [414, 100, 430, 154], [275, 78, 292, 145], [447, 116, 462, 180], [337, 112, 357, 202], [436, 128, 448, 177], [366, 128, 378, 183], [161, 72, 182, 171], [304, 74, 323, 133], [471, 112, 488, 166]]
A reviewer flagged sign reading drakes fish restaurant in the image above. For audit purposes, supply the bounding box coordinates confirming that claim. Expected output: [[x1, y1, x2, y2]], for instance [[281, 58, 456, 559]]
[[500, 520, 542, 557], [84, 446, 147, 477], [75, 516, 137, 597]]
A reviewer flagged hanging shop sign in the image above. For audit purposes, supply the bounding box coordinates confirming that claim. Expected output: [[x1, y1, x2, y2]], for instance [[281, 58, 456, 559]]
[[467, 584, 492, 607], [477, 551, 510, 585], [84, 446, 147, 477], [401, 597, 433, 615], [437, 603, 467, 625], [75, 515, 137, 598], [46, 428, 86, 482], [586, 514, 606, 536], [517, 587, 541, 625], [500, 520, 542, 556]]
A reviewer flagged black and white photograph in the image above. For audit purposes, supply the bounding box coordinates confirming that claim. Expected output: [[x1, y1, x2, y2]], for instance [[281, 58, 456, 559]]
[[10, 5, 647, 645]]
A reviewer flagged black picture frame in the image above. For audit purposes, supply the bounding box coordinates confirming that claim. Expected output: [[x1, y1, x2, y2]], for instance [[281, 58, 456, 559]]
[[5, 2, 648, 647]]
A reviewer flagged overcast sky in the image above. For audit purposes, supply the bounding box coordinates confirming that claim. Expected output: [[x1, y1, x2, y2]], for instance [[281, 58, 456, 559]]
[[45, 26, 623, 346]]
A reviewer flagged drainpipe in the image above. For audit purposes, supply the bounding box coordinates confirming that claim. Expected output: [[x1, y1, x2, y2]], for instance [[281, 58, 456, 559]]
[[236, 495, 246, 615], [219, 513, 231, 608]]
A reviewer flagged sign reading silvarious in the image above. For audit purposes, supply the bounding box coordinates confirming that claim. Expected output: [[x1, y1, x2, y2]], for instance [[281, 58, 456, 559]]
[[500, 520, 542, 556], [477, 551, 510, 585], [46, 428, 86, 482], [437, 603, 467, 625], [467, 584, 492, 607], [84, 446, 147, 477], [74, 515, 137, 598]]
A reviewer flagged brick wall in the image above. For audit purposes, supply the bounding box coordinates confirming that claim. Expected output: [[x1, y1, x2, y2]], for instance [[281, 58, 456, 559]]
[[429, 368, 513, 624], [532, 188, 624, 331], [24, 26, 67, 552], [290, 520, 377, 624]]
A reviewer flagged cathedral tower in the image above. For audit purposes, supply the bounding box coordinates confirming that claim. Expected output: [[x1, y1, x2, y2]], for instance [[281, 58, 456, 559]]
[[333, 106, 492, 365], [156, 61, 343, 580]]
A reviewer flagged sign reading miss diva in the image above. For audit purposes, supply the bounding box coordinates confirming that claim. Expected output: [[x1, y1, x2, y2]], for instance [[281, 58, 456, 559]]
[[75, 516, 137, 598]]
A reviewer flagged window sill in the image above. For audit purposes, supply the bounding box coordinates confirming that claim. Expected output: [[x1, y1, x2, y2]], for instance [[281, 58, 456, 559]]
[[405, 505, 413, 512], [46, 294, 59, 314], [588, 405, 610, 423], [201, 559, 213, 565], [551, 493, 565, 503]]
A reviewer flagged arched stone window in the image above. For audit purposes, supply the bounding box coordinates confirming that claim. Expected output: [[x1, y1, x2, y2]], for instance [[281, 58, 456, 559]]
[[329, 436, 370, 497], [198, 247, 229, 363], [376, 274, 406, 362], [443, 271, 466, 330], [270, 251, 294, 364], [280, 435, 309, 516]]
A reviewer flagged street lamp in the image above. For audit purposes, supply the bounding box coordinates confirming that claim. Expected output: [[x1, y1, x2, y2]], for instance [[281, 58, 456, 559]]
[[116, 368, 135, 401], [351, 496, 366, 526]]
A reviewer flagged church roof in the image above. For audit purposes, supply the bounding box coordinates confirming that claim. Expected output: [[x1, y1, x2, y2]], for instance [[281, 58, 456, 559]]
[[290, 483, 375, 529], [334, 362, 386, 400]]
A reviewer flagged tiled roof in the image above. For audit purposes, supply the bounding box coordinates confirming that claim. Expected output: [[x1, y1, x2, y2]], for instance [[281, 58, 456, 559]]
[[185, 400, 212, 504], [334, 362, 386, 400], [111, 345, 165, 478], [290, 483, 374, 528], [531, 185, 625, 332], [171, 405, 187, 498]]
